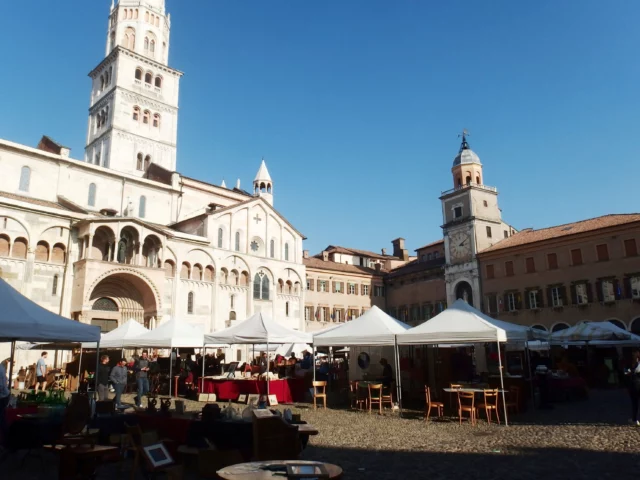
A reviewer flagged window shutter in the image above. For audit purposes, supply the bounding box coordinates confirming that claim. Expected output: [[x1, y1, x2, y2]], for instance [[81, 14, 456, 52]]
[[309, 280, 314, 291], [595, 281, 603, 302], [570, 284, 577, 305], [524, 291, 531, 309], [354, 284, 359, 296], [317, 279, 321, 292], [624, 277, 632, 299], [546, 288, 553, 307], [347, 283, 350, 295], [586, 282, 593, 303], [515, 292, 522, 310], [614, 278, 621, 299], [560, 286, 567, 305], [361, 284, 364, 295], [502, 294, 508, 311]]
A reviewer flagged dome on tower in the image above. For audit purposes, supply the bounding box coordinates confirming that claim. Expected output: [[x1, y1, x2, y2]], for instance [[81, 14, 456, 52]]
[[452, 136, 481, 167]]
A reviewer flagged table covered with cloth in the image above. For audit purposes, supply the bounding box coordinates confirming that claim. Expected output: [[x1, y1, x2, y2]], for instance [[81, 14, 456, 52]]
[[201, 378, 307, 403]]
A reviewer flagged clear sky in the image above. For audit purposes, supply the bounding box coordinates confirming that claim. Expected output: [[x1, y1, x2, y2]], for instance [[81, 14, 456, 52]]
[[0, 1, 638, 255]]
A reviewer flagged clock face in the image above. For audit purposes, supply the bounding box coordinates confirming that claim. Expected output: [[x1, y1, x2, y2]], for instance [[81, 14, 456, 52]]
[[449, 231, 472, 263]]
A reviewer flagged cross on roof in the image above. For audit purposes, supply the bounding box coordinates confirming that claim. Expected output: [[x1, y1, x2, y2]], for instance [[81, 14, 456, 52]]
[[254, 214, 262, 224]]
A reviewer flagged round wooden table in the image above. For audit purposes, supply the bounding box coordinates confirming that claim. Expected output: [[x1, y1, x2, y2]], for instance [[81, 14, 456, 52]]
[[217, 460, 343, 479]]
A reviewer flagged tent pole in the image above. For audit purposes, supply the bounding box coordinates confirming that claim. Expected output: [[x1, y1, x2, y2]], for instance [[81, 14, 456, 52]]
[[394, 336, 403, 417], [524, 346, 535, 409], [94, 342, 101, 401], [77, 348, 83, 393], [266, 341, 270, 400], [312, 345, 316, 385], [169, 349, 173, 397], [8, 340, 16, 393], [497, 341, 508, 426], [201, 347, 206, 392]]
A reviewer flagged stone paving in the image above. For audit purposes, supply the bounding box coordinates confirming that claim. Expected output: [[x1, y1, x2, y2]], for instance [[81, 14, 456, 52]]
[[2, 389, 639, 479]]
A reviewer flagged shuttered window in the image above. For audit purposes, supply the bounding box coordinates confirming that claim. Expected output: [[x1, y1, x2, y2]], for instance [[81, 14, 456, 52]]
[[486, 265, 495, 279], [570, 249, 583, 266], [624, 239, 638, 257], [547, 253, 558, 270], [596, 244, 609, 262], [525, 257, 535, 273], [505, 261, 514, 277]]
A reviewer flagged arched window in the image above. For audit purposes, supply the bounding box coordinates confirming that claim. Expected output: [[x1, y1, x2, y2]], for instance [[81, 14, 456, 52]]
[[19, 166, 31, 192], [284, 243, 289, 261], [181, 262, 191, 279], [153, 113, 160, 128], [532, 324, 547, 332], [88, 183, 97, 207], [145, 72, 152, 84], [235, 232, 240, 251], [193, 264, 203, 281], [253, 272, 270, 301], [145, 11, 149, 22], [164, 260, 175, 277], [52, 275, 58, 296], [51, 243, 66, 264], [187, 291, 194, 314], [144, 155, 151, 170], [135, 68, 143, 81], [133, 106, 140, 121], [134, 8, 139, 19], [109, 31, 115, 51], [35, 241, 49, 262], [150, 40, 155, 54], [204, 265, 214, 282], [267, 183, 272, 194], [144, 37, 149, 52], [100, 75, 105, 91], [476, 175, 481, 184], [230, 310, 236, 320], [217, 228, 223, 248], [551, 323, 570, 333], [136, 153, 143, 170], [155, 16, 160, 27], [143, 110, 150, 124], [0, 235, 10, 257], [139, 195, 146, 218], [285, 302, 290, 317], [155, 76, 162, 88], [270, 239, 275, 258], [11, 237, 28, 259]]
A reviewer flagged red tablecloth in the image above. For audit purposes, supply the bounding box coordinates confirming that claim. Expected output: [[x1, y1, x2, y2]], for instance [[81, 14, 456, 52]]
[[201, 378, 307, 403]]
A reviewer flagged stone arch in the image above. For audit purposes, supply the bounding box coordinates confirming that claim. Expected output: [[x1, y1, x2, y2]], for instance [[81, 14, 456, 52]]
[[0, 234, 9, 257], [11, 237, 28, 259], [118, 225, 140, 264], [141, 234, 162, 268], [630, 317, 640, 335], [164, 259, 175, 278], [51, 243, 66, 264], [92, 226, 116, 261], [2, 215, 31, 244], [193, 263, 203, 281], [229, 269, 239, 285], [283, 268, 303, 284], [551, 322, 570, 333], [531, 324, 547, 332], [223, 255, 250, 276], [35, 240, 49, 262], [453, 279, 473, 305], [606, 318, 627, 330], [180, 262, 191, 280]]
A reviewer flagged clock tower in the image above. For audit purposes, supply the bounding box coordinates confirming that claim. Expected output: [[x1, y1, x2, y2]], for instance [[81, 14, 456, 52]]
[[440, 132, 512, 309]]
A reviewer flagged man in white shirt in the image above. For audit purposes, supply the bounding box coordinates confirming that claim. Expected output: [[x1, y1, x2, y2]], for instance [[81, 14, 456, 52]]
[[34, 352, 48, 392]]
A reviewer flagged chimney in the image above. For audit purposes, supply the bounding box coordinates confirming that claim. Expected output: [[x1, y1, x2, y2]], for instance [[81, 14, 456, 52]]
[[392, 238, 409, 261], [303, 250, 309, 259], [375, 263, 381, 272], [381, 248, 387, 256], [322, 251, 329, 261], [236, 179, 241, 189]]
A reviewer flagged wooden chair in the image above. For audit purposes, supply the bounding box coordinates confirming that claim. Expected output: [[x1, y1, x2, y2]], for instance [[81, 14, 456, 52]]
[[348, 381, 359, 409], [457, 391, 476, 426], [424, 386, 444, 422], [356, 382, 368, 411], [505, 386, 520, 414], [368, 383, 383, 414], [381, 382, 394, 410], [478, 389, 500, 425], [312, 381, 327, 409], [252, 410, 301, 461], [54, 393, 98, 448]]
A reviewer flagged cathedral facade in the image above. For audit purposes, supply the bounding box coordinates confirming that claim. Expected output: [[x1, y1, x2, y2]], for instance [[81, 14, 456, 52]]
[[0, 0, 306, 341]]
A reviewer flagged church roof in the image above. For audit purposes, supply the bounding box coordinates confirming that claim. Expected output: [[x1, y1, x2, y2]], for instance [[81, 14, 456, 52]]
[[415, 239, 444, 251], [479, 214, 640, 254], [0, 191, 71, 211], [452, 134, 481, 167], [254, 160, 272, 183]]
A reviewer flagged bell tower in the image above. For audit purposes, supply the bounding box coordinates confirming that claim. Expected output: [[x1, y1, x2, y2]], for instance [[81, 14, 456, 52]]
[[85, 0, 182, 177], [440, 131, 509, 310], [253, 159, 274, 206]]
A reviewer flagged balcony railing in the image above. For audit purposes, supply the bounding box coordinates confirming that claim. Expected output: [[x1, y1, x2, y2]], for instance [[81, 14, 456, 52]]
[[441, 183, 498, 196]]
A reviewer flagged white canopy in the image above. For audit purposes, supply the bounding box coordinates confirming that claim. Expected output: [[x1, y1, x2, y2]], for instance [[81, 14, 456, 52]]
[[204, 312, 312, 345], [0, 278, 100, 343], [313, 305, 410, 346], [132, 317, 204, 348], [82, 319, 148, 349], [550, 321, 640, 344], [397, 299, 545, 345], [275, 343, 312, 357]]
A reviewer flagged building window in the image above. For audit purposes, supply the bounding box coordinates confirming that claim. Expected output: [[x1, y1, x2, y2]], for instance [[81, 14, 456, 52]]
[[374, 285, 385, 297], [135, 68, 143, 81], [187, 291, 194, 314], [504, 230, 508, 239], [547, 253, 558, 270], [284, 243, 289, 261], [145, 72, 152, 84], [506, 293, 517, 312], [631, 277, 640, 299], [144, 155, 151, 170], [235, 232, 240, 251], [551, 287, 563, 307], [155, 76, 162, 88], [19, 166, 31, 192], [335, 282, 342, 293], [575, 283, 588, 304], [253, 272, 270, 300], [319, 280, 327, 293], [52, 275, 59, 296], [348, 283, 356, 295], [136, 153, 143, 170], [143, 110, 150, 124], [602, 280, 615, 302], [363, 285, 369, 296], [483, 200, 488, 207], [153, 114, 160, 128], [505, 261, 514, 277], [525, 257, 535, 273], [230, 294, 235, 309], [270, 239, 275, 258], [624, 239, 638, 257], [486, 264, 495, 279], [285, 302, 290, 317], [217, 228, 223, 248], [306, 279, 312, 291], [88, 183, 97, 207], [133, 106, 140, 121], [434, 251, 439, 258], [486, 226, 492, 238], [596, 244, 609, 262], [571, 248, 583, 266], [485, 295, 498, 314], [304, 306, 312, 321], [139, 195, 146, 218], [454, 206, 462, 219]]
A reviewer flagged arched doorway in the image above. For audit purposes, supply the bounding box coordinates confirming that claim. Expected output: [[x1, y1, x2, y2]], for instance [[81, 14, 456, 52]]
[[87, 272, 158, 329], [631, 318, 640, 335], [607, 319, 626, 331], [455, 281, 473, 305], [552, 322, 570, 333]]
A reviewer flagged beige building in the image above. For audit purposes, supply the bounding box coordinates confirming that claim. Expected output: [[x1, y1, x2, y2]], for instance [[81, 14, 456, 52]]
[[302, 241, 412, 331], [477, 214, 640, 334]]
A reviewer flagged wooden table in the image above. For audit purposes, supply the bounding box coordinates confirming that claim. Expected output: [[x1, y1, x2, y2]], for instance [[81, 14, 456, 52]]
[[217, 461, 343, 480]]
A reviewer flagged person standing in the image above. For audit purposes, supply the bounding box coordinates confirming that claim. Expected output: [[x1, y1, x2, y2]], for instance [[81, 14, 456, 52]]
[[134, 351, 150, 407], [96, 355, 111, 402], [0, 358, 11, 442], [110, 358, 128, 409], [34, 352, 48, 392], [626, 349, 640, 426]]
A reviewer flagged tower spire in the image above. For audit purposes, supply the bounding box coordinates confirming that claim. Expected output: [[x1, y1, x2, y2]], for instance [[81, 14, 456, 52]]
[[458, 128, 470, 152], [253, 158, 273, 206]]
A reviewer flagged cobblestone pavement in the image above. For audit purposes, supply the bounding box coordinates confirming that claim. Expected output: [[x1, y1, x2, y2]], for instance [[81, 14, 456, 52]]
[[3, 389, 639, 479]]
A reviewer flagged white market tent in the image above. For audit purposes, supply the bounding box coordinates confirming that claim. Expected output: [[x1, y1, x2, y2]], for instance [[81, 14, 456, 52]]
[[550, 321, 640, 344], [275, 343, 312, 357], [397, 299, 547, 426], [133, 317, 204, 349], [313, 305, 410, 347], [82, 319, 148, 349], [204, 312, 312, 345]]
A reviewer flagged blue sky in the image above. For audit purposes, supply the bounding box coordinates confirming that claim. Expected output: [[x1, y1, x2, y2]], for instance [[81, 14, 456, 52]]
[[0, 1, 638, 255]]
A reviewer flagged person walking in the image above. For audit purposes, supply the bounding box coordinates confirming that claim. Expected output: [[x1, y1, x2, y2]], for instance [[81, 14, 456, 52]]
[[34, 352, 48, 392], [110, 358, 128, 409], [96, 355, 111, 402], [134, 351, 151, 407], [626, 349, 640, 426]]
